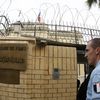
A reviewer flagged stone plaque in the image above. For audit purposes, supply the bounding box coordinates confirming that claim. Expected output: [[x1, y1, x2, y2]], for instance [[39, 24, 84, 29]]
[[0, 43, 27, 70], [0, 69, 19, 84]]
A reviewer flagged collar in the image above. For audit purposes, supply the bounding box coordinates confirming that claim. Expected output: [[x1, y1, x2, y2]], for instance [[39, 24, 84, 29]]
[[96, 60, 100, 68]]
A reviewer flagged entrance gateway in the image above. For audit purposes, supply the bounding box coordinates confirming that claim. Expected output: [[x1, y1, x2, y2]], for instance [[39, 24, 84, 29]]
[[0, 37, 78, 100]]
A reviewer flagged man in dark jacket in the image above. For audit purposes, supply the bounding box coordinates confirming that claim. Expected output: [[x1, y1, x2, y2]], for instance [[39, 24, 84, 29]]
[[77, 66, 94, 100]]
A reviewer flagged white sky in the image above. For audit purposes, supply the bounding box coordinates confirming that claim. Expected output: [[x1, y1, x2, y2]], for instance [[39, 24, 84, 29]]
[[0, 0, 100, 27]]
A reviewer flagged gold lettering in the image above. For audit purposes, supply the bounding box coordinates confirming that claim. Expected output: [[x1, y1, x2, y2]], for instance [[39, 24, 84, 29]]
[[0, 57, 24, 64]]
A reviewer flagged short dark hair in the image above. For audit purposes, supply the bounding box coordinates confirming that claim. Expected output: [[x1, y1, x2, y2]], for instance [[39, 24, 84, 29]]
[[90, 38, 100, 49]]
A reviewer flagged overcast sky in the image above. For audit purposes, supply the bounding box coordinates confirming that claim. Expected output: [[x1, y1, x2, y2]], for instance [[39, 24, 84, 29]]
[[0, 0, 100, 27]]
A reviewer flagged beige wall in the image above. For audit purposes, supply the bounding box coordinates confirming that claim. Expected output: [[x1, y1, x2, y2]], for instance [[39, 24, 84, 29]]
[[77, 64, 85, 83], [0, 38, 77, 100]]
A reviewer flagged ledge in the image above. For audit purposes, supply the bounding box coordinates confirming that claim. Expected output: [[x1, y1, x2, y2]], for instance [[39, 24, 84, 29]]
[[0, 36, 36, 44]]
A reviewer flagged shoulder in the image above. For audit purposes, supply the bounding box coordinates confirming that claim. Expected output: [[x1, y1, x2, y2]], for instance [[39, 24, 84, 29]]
[[91, 67, 100, 77], [90, 67, 100, 83]]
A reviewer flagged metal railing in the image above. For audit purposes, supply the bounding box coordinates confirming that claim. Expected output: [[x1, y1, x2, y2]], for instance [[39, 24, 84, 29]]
[[8, 22, 100, 45]]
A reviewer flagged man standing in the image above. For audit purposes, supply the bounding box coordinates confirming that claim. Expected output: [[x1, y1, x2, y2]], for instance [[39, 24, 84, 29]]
[[77, 67, 93, 100], [85, 38, 100, 100]]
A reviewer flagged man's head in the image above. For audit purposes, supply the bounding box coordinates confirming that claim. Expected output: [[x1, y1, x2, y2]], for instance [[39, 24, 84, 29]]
[[85, 38, 100, 66]]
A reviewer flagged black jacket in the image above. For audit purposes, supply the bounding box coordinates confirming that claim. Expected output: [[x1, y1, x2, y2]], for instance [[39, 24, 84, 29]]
[[77, 73, 91, 100]]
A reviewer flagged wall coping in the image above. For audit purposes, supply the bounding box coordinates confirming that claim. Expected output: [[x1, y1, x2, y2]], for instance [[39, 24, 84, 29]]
[[0, 36, 36, 44]]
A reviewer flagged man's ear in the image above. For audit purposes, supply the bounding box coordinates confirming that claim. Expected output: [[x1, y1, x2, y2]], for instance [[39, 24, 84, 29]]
[[95, 47, 100, 55]]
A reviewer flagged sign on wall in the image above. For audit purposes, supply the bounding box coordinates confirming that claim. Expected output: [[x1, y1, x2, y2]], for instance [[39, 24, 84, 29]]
[[0, 43, 27, 70]]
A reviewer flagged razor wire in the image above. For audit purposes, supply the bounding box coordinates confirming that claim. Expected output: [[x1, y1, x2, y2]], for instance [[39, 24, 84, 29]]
[[0, 3, 99, 44]]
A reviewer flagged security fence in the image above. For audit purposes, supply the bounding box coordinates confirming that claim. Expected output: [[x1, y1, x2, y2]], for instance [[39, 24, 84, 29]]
[[7, 22, 100, 45]]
